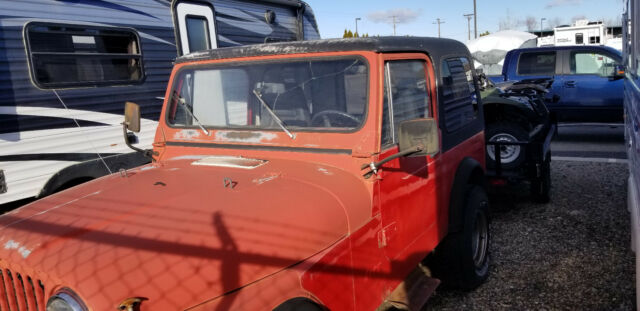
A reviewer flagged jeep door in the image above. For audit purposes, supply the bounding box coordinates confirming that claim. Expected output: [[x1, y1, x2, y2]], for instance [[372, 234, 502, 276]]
[[377, 54, 440, 263], [556, 49, 623, 122]]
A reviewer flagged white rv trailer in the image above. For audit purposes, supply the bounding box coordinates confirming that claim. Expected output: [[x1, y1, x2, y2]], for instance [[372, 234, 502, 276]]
[[0, 0, 320, 206], [555, 20, 606, 46]]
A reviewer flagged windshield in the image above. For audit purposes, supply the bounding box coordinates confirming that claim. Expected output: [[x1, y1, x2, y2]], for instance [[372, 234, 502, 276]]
[[167, 57, 369, 132]]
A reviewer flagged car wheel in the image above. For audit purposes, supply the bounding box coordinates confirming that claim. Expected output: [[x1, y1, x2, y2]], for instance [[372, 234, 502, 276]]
[[531, 151, 551, 203], [486, 122, 528, 170], [427, 185, 490, 290]]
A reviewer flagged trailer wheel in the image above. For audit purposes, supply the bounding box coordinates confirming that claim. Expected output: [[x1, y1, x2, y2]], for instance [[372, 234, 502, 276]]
[[427, 185, 490, 290], [486, 122, 528, 170], [531, 151, 551, 203]]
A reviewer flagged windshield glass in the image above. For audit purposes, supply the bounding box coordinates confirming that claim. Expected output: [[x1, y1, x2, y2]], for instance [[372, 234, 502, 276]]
[[167, 57, 368, 131]]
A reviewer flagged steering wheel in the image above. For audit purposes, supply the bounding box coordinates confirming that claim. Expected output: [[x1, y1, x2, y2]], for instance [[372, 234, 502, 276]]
[[311, 110, 360, 127]]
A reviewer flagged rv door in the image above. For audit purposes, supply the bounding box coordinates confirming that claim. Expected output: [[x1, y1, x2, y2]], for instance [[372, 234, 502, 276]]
[[174, 1, 218, 55]]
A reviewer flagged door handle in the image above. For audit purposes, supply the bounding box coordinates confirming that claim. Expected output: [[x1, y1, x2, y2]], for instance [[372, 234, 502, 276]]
[[564, 81, 576, 87]]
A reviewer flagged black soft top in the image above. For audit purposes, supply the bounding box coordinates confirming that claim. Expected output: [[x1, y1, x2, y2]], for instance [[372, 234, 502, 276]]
[[175, 37, 471, 64]]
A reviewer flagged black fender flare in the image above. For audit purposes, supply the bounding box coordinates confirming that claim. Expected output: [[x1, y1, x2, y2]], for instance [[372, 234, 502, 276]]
[[448, 157, 485, 233], [38, 152, 149, 198]]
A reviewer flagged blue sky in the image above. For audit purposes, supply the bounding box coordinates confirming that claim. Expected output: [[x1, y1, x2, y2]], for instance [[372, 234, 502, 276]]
[[306, 0, 625, 42]]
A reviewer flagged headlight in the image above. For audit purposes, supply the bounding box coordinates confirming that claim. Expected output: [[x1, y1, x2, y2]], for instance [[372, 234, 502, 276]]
[[46, 288, 87, 311]]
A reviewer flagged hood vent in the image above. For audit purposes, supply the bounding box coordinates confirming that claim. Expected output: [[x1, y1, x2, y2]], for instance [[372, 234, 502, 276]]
[[191, 156, 267, 169]]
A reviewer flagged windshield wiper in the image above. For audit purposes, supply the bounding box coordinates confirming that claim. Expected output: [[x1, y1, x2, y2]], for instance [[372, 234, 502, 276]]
[[252, 89, 295, 139], [177, 96, 210, 136]]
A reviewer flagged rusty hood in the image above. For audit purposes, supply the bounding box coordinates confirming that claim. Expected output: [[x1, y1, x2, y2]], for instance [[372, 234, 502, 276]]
[[0, 155, 371, 310]]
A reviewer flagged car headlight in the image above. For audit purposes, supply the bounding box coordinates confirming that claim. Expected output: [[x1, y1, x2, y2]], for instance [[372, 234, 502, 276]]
[[46, 288, 87, 311]]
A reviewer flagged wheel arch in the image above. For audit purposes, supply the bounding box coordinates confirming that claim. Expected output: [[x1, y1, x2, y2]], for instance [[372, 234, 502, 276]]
[[448, 157, 485, 233], [38, 152, 149, 198]]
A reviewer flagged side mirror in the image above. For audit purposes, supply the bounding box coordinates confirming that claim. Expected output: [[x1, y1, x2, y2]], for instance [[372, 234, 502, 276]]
[[614, 65, 626, 80], [124, 101, 141, 133], [398, 118, 440, 157]]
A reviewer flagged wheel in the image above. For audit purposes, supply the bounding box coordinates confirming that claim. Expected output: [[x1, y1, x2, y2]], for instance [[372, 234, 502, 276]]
[[485, 122, 528, 170], [310, 110, 360, 127], [531, 151, 551, 203], [427, 185, 490, 290], [273, 298, 323, 311]]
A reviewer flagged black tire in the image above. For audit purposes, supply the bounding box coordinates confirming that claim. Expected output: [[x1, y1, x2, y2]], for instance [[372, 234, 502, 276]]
[[531, 152, 551, 203], [428, 185, 490, 290], [273, 298, 324, 311], [485, 122, 528, 170]]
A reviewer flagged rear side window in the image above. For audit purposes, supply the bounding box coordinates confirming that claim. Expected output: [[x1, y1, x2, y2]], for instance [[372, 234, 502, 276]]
[[25, 23, 143, 88], [381, 60, 431, 146], [517, 51, 556, 75], [441, 57, 478, 133], [576, 33, 584, 44]]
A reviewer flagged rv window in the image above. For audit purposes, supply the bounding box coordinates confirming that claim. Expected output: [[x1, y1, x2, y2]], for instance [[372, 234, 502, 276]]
[[26, 23, 143, 88], [589, 36, 601, 44], [576, 33, 584, 44], [186, 16, 211, 52]]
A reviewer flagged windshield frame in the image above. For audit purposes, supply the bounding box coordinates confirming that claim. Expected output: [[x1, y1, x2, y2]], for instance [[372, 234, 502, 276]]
[[163, 53, 371, 134]]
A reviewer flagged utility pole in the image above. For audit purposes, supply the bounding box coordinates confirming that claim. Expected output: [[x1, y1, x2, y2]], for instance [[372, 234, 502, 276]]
[[464, 14, 474, 41], [540, 18, 546, 37], [355, 17, 361, 37], [433, 18, 445, 38], [392, 16, 397, 35], [473, 0, 477, 38]]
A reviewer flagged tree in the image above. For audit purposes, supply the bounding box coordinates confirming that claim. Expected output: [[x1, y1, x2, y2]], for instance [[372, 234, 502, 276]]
[[479, 31, 490, 37], [525, 16, 537, 31], [347, 30, 354, 38], [343, 29, 349, 38]]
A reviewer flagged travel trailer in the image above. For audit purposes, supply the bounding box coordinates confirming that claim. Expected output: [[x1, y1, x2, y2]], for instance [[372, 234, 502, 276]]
[[538, 19, 622, 49], [0, 0, 320, 205]]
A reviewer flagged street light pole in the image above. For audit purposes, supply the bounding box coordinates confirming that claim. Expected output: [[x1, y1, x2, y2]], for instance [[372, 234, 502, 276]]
[[355, 17, 361, 37], [540, 18, 546, 37]]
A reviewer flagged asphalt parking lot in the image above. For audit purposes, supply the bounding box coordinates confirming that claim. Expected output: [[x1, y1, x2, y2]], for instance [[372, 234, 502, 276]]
[[426, 124, 635, 310]]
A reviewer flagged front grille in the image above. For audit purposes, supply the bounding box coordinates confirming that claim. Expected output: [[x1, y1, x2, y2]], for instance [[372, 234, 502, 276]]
[[0, 269, 45, 311]]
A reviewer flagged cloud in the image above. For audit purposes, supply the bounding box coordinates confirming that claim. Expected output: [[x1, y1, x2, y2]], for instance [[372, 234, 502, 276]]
[[545, 0, 582, 9], [367, 8, 422, 24]]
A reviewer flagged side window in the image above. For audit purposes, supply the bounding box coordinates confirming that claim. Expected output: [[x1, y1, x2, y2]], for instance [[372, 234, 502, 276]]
[[589, 36, 601, 44], [441, 57, 478, 133], [517, 51, 556, 75], [576, 33, 584, 44], [25, 23, 143, 88], [176, 1, 217, 55], [381, 60, 431, 147], [571, 52, 618, 76]]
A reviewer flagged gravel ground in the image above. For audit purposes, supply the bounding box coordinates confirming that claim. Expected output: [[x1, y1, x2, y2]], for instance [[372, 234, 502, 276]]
[[425, 161, 635, 310]]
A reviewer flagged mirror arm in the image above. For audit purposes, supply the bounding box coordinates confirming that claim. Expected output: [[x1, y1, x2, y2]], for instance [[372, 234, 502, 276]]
[[361, 145, 423, 178], [122, 123, 159, 160]]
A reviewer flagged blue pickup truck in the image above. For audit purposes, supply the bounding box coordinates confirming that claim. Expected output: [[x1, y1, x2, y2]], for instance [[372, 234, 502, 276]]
[[490, 45, 624, 123]]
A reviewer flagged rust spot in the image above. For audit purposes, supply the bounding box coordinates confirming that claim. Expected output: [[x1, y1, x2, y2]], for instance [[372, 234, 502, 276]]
[[224, 132, 261, 140]]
